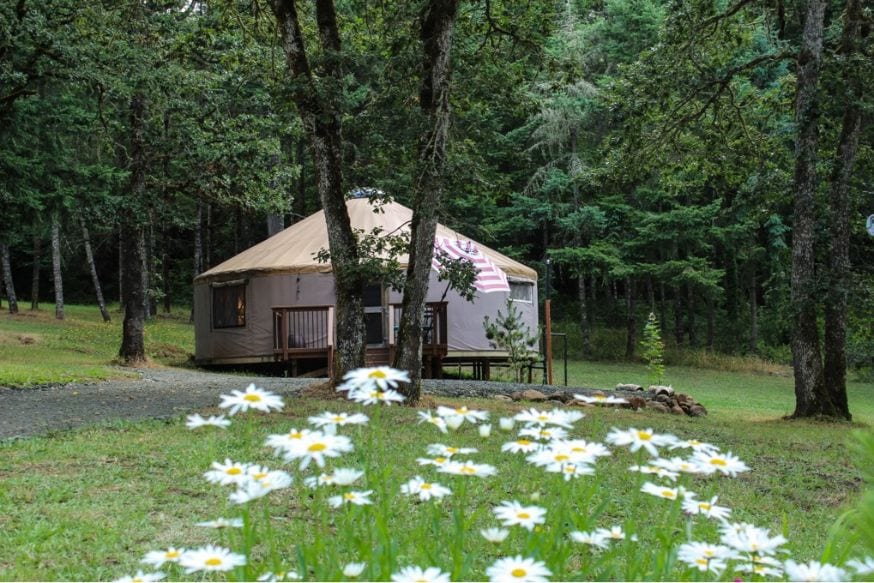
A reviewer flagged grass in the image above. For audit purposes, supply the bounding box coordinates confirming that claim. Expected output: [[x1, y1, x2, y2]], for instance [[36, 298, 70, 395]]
[[1, 393, 872, 580], [0, 304, 194, 386]]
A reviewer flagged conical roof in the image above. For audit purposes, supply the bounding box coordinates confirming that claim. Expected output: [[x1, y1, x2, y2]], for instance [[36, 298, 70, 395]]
[[195, 198, 538, 283]]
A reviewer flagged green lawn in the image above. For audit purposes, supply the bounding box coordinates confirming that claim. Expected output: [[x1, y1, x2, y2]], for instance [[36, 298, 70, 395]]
[[0, 304, 194, 386]]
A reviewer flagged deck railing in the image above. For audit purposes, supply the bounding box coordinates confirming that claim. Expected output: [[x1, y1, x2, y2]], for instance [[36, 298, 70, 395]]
[[388, 302, 448, 357], [272, 306, 334, 370]]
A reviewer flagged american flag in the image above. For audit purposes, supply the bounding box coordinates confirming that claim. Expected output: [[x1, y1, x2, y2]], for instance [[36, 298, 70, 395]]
[[432, 236, 510, 294]]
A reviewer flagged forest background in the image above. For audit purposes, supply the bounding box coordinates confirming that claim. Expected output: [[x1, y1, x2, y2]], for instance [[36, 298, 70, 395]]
[[1, 0, 872, 409]]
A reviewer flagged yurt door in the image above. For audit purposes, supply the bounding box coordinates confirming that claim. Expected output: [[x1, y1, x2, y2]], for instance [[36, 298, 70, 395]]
[[363, 283, 386, 346]]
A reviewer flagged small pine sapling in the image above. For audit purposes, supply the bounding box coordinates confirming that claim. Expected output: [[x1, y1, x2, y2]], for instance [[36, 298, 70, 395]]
[[483, 299, 540, 383], [641, 312, 665, 386]]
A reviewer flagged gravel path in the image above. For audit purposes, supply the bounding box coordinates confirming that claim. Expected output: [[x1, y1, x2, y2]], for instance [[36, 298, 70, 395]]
[[0, 368, 599, 440]]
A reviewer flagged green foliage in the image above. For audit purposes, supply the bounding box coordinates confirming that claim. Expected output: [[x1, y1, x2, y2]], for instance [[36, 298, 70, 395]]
[[641, 312, 665, 385], [483, 299, 540, 382]]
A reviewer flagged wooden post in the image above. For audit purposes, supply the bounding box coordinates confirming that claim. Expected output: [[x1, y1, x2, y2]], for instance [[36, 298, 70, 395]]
[[545, 299, 554, 385]]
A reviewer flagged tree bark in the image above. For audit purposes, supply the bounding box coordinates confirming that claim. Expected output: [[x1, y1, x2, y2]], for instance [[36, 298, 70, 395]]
[[0, 242, 18, 314], [789, 0, 829, 418], [30, 233, 40, 310], [119, 93, 147, 364], [80, 214, 111, 322], [51, 213, 64, 320], [272, 0, 366, 379], [161, 224, 171, 314], [578, 274, 590, 356], [295, 137, 306, 221], [823, 0, 864, 421], [118, 228, 123, 309], [394, 0, 461, 402], [191, 200, 203, 323], [205, 203, 212, 270], [749, 267, 758, 353], [625, 277, 636, 359]]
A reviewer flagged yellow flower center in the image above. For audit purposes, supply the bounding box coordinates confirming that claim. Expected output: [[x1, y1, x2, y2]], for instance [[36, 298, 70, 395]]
[[564, 465, 576, 473], [205, 557, 223, 566], [166, 550, 180, 559], [290, 432, 303, 439], [455, 407, 468, 414], [333, 416, 345, 422], [571, 447, 587, 452], [541, 431, 552, 437], [704, 550, 715, 557], [517, 440, 531, 446], [595, 395, 606, 401], [511, 568, 527, 578], [435, 457, 447, 464], [253, 472, 268, 480], [421, 483, 432, 490], [517, 512, 531, 519], [344, 492, 356, 500], [554, 454, 569, 462], [244, 394, 262, 402], [447, 447, 459, 454], [696, 559, 708, 566], [460, 465, 476, 474], [637, 431, 652, 441], [375, 391, 386, 399], [661, 490, 675, 498], [699, 503, 711, 511], [309, 443, 327, 452], [537, 415, 548, 421], [226, 467, 242, 475], [710, 458, 728, 466], [368, 370, 387, 379]]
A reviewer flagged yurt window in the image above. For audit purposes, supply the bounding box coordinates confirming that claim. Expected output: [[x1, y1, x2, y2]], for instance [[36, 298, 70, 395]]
[[510, 281, 534, 303], [212, 282, 246, 328]]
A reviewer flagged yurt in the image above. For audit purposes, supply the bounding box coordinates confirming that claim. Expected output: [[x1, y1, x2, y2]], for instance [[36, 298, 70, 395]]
[[193, 198, 539, 377]]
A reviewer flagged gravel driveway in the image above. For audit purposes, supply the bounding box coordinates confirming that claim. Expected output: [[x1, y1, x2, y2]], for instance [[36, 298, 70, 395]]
[[0, 368, 593, 440]]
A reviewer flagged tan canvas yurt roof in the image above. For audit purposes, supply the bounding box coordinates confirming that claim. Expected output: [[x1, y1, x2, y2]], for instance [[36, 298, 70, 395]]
[[195, 198, 538, 284]]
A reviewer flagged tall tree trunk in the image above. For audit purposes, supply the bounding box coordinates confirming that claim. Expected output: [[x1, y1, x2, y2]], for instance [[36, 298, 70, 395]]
[[790, 0, 829, 418], [51, 213, 64, 320], [273, 0, 366, 379], [0, 242, 18, 314], [30, 233, 40, 310], [118, 228, 124, 309], [749, 267, 758, 353], [80, 214, 111, 323], [394, 0, 461, 402], [161, 224, 171, 314], [823, 0, 864, 421], [625, 277, 636, 359], [205, 203, 212, 270], [686, 284, 696, 347], [588, 274, 596, 328], [191, 200, 204, 323], [143, 215, 152, 319], [295, 138, 306, 221], [119, 93, 147, 364], [578, 274, 590, 356]]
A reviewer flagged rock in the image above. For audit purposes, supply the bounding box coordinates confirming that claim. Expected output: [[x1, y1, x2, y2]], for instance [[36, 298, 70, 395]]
[[689, 404, 708, 417], [519, 389, 548, 402], [18, 335, 36, 345], [493, 394, 513, 402], [616, 383, 643, 391], [628, 396, 646, 410], [510, 391, 524, 401], [550, 392, 573, 403], [650, 385, 674, 396], [676, 393, 691, 404], [654, 394, 673, 404], [647, 401, 669, 413], [548, 399, 566, 406], [670, 405, 685, 415]]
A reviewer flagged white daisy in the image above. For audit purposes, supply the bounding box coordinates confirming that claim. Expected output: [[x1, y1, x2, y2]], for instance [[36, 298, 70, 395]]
[[481, 527, 510, 543], [501, 439, 541, 454], [347, 387, 406, 406], [328, 490, 373, 508], [264, 428, 314, 454], [203, 459, 249, 486], [606, 427, 677, 457], [444, 415, 464, 430], [400, 476, 452, 501], [257, 570, 301, 581], [343, 562, 367, 578], [682, 495, 731, 520], [669, 438, 719, 453], [390, 566, 450, 582], [417, 410, 448, 433], [550, 462, 595, 480], [194, 517, 243, 529], [513, 407, 581, 428], [416, 456, 452, 467], [719, 522, 788, 554], [569, 530, 609, 549], [628, 464, 679, 482], [499, 417, 515, 431], [676, 541, 735, 574], [438, 460, 497, 478], [219, 384, 284, 416], [518, 426, 568, 441], [426, 443, 478, 457], [692, 450, 750, 477], [141, 547, 185, 568], [186, 414, 230, 429], [179, 545, 246, 574], [783, 560, 848, 582], [113, 570, 165, 582], [486, 556, 552, 582], [339, 366, 410, 391], [229, 470, 293, 504], [479, 424, 492, 437], [652, 456, 707, 475], [594, 526, 630, 542], [493, 500, 547, 531], [279, 431, 354, 470], [308, 411, 369, 430], [640, 481, 682, 501], [573, 393, 628, 405], [847, 556, 874, 575], [436, 405, 489, 424]]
